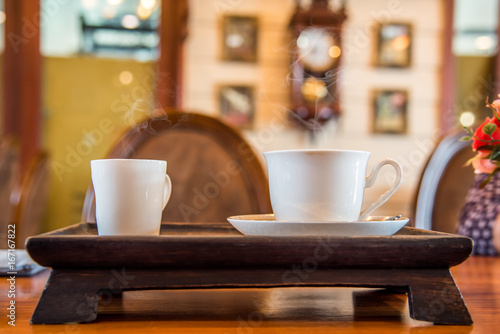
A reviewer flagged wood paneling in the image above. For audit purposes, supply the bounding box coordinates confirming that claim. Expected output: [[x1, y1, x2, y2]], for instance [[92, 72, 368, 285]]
[[3, 0, 41, 171], [440, 0, 455, 133], [157, 0, 188, 109]]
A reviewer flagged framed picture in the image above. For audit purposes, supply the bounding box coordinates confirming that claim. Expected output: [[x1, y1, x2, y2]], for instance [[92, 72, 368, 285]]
[[221, 16, 258, 62], [374, 22, 412, 68], [372, 90, 408, 134], [219, 85, 255, 128]]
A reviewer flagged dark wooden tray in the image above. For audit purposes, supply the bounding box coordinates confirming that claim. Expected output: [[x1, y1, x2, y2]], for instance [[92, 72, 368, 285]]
[[26, 222, 474, 325], [26, 222, 472, 270]]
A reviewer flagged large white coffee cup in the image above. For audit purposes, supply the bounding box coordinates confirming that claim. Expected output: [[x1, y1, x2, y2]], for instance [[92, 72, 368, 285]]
[[264, 149, 402, 222], [91, 159, 172, 235]]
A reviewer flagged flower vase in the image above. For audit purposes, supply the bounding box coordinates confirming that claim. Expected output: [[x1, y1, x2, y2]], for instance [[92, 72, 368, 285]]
[[458, 172, 500, 256]]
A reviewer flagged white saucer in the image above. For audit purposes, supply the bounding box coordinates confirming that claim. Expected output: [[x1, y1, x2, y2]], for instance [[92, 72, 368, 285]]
[[227, 214, 409, 237]]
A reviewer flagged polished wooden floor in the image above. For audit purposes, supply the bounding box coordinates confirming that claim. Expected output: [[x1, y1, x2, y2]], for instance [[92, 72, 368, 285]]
[[1, 256, 499, 333]]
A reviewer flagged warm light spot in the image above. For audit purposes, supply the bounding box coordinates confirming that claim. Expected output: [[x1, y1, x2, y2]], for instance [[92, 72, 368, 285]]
[[297, 35, 309, 49], [140, 0, 157, 10], [102, 6, 117, 19], [137, 5, 153, 20], [329, 45, 341, 58], [475, 36, 494, 50], [119, 71, 134, 85], [301, 77, 328, 102], [315, 85, 328, 98], [391, 35, 410, 51], [81, 0, 97, 9], [121, 15, 140, 29], [0, 11, 6, 25], [107, 0, 123, 5], [226, 33, 244, 48], [460, 111, 475, 127]]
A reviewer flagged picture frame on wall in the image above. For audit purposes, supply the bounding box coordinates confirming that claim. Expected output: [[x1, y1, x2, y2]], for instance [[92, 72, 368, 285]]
[[221, 15, 258, 62], [372, 89, 408, 134], [374, 22, 412, 68], [219, 85, 255, 128]]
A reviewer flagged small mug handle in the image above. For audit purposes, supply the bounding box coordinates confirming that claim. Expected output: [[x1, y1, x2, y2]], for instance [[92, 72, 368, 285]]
[[162, 174, 172, 210], [358, 159, 403, 221]]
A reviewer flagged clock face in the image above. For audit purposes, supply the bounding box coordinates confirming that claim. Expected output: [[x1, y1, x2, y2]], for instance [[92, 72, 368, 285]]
[[297, 27, 338, 71]]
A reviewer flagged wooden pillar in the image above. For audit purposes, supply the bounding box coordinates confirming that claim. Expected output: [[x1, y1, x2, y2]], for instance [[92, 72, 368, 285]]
[[3, 0, 41, 171], [440, 0, 455, 133], [157, 0, 188, 110]]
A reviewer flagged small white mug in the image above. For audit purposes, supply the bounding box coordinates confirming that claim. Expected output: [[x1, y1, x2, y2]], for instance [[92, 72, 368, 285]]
[[264, 149, 403, 222], [91, 159, 172, 235]]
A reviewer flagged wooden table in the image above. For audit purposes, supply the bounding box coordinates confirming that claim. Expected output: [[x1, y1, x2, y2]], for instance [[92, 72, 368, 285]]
[[1, 256, 499, 333]]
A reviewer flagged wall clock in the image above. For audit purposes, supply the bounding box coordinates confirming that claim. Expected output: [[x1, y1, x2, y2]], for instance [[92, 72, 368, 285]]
[[288, 0, 347, 129]]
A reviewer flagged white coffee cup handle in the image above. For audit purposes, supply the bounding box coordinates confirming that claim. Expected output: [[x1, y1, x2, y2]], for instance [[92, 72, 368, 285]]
[[162, 174, 172, 210], [358, 159, 403, 221]]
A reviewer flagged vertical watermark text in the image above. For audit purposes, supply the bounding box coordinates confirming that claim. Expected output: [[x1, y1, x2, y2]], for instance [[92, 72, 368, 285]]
[[6, 224, 17, 326]]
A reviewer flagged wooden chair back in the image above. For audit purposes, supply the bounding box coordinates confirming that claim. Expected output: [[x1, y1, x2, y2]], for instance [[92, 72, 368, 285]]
[[82, 111, 272, 223], [413, 132, 475, 233], [12, 152, 51, 246]]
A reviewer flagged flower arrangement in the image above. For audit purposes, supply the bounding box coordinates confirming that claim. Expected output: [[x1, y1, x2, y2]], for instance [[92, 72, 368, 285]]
[[462, 97, 500, 187]]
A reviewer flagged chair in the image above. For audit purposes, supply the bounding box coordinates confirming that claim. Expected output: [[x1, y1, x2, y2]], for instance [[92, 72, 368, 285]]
[[82, 111, 272, 223], [12, 152, 51, 246], [413, 131, 476, 233], [0, 139, 20, 249]]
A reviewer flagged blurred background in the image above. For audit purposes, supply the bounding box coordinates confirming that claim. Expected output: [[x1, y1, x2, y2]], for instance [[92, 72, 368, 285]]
[[1, 0, 499, 231]]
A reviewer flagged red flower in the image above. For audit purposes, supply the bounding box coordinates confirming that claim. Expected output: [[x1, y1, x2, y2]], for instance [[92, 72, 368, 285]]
[[472, 116, 500, 151]]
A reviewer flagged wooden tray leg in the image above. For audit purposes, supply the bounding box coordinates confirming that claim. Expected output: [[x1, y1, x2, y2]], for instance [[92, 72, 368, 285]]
[[31, 270, 104, 324], [406, 269, 472, 325]]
